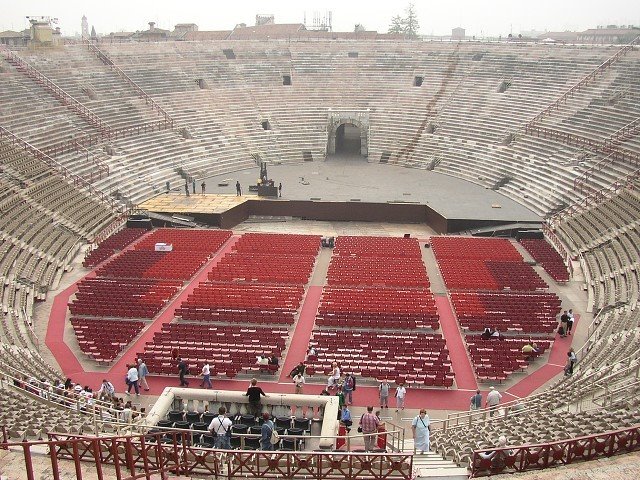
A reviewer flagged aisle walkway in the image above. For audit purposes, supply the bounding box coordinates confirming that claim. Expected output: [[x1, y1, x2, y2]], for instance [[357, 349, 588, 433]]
[[435, 296, 477, 391], [110, 235, 240, 373], [44, 229, 155, 376], [279, 286, 322, 382]]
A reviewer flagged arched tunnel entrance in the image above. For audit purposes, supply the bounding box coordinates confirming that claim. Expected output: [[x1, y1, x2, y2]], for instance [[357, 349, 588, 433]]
[[335, 123, 362, 154], [327, 112, 369, 158]]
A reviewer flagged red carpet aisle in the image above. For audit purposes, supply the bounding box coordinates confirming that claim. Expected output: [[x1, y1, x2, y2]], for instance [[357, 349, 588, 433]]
[[507, 314, 580, 398], [278, 286, 323, 383], [435, 296, 477, 390], [45, 234, 240, 381], [109, 235, 241, 374], [45, 229, 155, 376]]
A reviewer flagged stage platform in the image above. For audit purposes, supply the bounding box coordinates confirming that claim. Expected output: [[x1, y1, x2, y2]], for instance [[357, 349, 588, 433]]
[[139, 156, 542, 233]]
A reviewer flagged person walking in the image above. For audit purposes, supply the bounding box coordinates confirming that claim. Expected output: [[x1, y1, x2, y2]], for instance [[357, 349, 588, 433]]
[[208, 406, 232, 449], [359, 406, 380, 452], [178, 358, 189, 387], [278, 182, 282, 197], [342, 373, 356, 405], [327, 362, 341, 390], [184, 182, 190, 197], [260, 413, 276, 450], [379, 380, 390, 408], [236, 181, 242, 196], [201, 181, 206, 194], [559, 310, 569, 337], [486, 386, 502, 416], [567, 309, 575, 335], [395, 383, 407, 412], [137, 358, 150, 392], [411, 409, 431, 454], [126, 364, 140, 396], [470, 390, 483, 410], [200, 362, 212, 389]]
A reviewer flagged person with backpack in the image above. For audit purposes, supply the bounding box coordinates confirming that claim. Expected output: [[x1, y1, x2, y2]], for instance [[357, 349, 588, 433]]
[[470, 390, 483, 410], [260, 413, 276, 450], [208, 406, 232, 449], [342, 373, 356, 405]]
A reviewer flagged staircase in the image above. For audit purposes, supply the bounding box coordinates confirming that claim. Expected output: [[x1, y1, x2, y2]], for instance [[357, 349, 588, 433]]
[[524, 36, 640, 131], [403, 439, 469, 479], [83, 38, 175, 130], [0, 127, 123, 212]]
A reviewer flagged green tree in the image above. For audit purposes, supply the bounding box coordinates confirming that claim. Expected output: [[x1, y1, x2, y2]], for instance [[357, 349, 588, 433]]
[[403, 3, 420, 37], [388, 15, 404, 34]]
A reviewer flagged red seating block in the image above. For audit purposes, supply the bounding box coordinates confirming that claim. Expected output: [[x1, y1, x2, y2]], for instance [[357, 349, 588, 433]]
[[519, 239, 570, 282]]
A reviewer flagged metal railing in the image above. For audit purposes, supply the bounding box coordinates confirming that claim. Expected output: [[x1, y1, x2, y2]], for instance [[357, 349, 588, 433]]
[[0, 126, 125, 212], [549, 170, 639, 226], [0, 366, 123, 431], [0, 426, 414, 480], [470, 425, 640, 477], [83, 38, 175, 130], [436, 356, 640, 433], [1, 49, 109, 133], [523, 36, 640, 130]]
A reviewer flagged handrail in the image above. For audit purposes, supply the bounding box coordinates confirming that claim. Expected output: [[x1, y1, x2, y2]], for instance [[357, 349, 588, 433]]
[[523, 36, 640, 130], [0, 428, 414, 480], [470, 424, 640, 477], [579, 305, 607, 354], [604, 116, 640, 149], [549, 169, 639, 226], [0, 126, 124, 213], [1, 49, 110, 133], [0, 366, 120, 419], [439, 356, 640, 432], [82, 38, 175, 129]]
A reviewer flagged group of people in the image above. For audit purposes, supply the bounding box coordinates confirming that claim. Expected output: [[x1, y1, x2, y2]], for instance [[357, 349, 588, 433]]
[[13, 372, 149, 424], [470, 387, 503, 416], [124, 358, 150, 395], [559, 309, 575, 337], [326, 362, 407, 412]]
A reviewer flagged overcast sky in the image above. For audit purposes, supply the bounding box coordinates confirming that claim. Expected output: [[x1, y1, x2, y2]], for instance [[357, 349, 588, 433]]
[[2, 0, 638, 37]]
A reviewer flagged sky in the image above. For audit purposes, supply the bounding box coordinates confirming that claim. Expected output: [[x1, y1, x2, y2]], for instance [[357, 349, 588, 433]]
[[1, 0, 638, 37]]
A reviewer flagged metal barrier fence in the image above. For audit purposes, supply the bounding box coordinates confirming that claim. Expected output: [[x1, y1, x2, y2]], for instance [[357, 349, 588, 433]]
[[0, 430, 414, 480], [470, 425, 640, 477]]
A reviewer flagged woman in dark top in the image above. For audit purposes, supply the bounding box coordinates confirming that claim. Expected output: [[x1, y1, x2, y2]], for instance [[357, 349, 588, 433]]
[[245, 378, 266, 417]]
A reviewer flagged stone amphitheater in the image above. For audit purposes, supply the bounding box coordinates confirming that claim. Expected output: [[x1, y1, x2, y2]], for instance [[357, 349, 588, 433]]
[[0, 36, 638, 479]]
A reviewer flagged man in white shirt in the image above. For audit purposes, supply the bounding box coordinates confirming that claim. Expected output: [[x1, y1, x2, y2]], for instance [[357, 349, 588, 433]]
[[126, 364, 140, 396], [208, 406, 233, 449], [98, 379, 116, 401], [293, 372, 305, 394], [395, 383, 407, 411], [200, 363, 212, 389], [486, 386, 502, 416]]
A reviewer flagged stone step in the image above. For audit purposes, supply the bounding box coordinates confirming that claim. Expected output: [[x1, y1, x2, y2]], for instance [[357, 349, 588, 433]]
[[403, 442, 468, 479], [415, 466, 469, 479]]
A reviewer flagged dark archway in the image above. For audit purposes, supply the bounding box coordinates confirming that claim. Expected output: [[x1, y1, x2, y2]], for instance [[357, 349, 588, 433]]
[[335, 123, 362, 154]]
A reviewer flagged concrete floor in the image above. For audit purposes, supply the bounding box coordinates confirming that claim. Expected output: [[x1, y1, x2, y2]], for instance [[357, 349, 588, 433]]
[[199, 154, 541, 223]]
